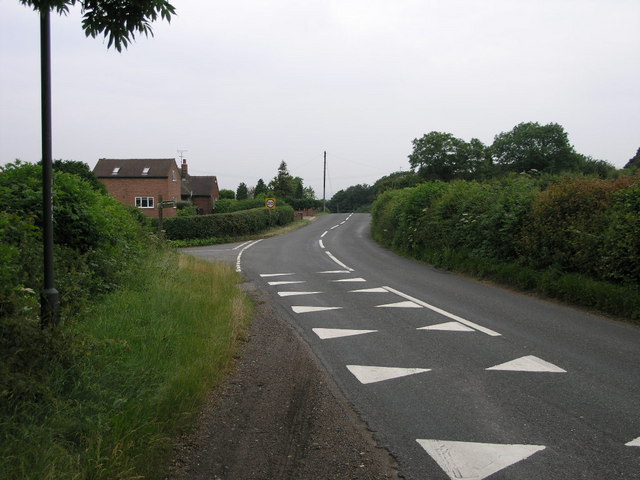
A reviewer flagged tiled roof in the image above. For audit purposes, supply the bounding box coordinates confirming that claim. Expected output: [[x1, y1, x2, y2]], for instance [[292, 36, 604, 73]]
[[181, 175, 219, 197], [93, 158, 177, 178]]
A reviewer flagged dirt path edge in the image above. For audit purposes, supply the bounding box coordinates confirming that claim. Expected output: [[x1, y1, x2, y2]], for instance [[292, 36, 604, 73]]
[[165, 283, 402, 480]]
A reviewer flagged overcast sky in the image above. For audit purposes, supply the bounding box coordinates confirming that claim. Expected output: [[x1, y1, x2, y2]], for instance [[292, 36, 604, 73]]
[[1, 1, 638, 198]]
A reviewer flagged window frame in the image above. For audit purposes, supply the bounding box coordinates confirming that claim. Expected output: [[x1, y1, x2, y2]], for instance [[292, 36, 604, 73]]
[[135, 196, 155, 209]]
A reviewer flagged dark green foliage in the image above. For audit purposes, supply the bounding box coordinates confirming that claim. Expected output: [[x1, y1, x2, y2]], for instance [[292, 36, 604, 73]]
[[19, 0, 176, 52], [371, 173, 640, 319], [287, 198, 323, 210], [624, 147, 640, 170], [409, 131, 489, 181], [219, 189, 235, 200], [374, 170, 422, 194], [52, 159, 107, 193], [328, 184, 376, 213], [236, 182, 249, 200], [163, 206, 294, 240], [254, 178, 268, 196], [214, 197, 267, 213], [0, 161, 148, 319], [490, 122, 583, 174], [270, 161, 294, 199]]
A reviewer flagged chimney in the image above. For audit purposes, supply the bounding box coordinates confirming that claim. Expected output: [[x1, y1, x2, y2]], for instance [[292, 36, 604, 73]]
[[181, 158, 188, 179]]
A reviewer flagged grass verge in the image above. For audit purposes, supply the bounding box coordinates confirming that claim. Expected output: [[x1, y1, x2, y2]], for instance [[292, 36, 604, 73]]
[[1, 248, 251, 479]]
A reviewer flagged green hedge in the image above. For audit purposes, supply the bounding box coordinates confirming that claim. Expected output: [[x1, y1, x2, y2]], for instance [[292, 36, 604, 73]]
[[163, 206, 294, 240], [0, 161, 148, 319], [371, 173, 640, 319]]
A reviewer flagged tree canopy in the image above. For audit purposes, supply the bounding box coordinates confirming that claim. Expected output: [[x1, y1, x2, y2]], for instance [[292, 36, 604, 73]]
[[408, 132, 488, 182], [254, 179, 268, 197], [235, 182, 248, 200], [269, 161, 294, 199], [19, 0, 176, 52], [624, 147, 640, 170], [489, 122, 582, 174]]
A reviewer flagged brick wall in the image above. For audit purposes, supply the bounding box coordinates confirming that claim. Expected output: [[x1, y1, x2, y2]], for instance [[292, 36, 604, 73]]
[[99, 167, 181, 218]]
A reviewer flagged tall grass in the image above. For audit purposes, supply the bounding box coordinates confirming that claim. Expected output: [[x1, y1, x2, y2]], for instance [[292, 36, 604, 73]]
[[1, 249, 251, 479]]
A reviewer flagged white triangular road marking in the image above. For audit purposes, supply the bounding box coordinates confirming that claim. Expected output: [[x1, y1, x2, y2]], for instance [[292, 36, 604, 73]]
[[268, 280, 305, 286], [277, 291, 322, 297], [312, 328, 377, 339], [291, 306, 342, 314], [350, 287, 389, 293], [418, 322, 475, 332], [260, 273, 295, 277], [331, 277, 367, 282], [626, 437, 640, 447], [375, 301, 422, 308], [417, 439, 545, 480], [347, 365, 430, 384], [486, 355, 566, 373]]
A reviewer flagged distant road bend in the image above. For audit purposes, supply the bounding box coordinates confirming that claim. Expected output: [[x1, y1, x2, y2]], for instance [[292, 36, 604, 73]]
[[186, 213, 640, 480]]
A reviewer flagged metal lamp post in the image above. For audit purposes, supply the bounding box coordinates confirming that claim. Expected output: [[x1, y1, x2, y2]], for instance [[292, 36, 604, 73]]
[[40, 7, 59, 328]]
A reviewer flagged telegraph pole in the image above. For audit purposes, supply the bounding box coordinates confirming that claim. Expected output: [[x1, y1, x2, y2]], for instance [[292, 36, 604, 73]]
[[40, 7, 59, 328], [322, 151, 327, 212]]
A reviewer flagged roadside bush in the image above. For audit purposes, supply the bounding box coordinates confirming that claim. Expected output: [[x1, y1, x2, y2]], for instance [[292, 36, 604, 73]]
[[371, 173, 640, 319], [163, 206, 294, 240], [520, 176, 639, 282], [0, 161, 149, 319]]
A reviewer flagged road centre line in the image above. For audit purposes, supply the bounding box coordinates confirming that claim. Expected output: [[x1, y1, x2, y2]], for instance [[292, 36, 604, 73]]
[[321, 231, 328, 238], [235, 239, 262, 272], [319, 239, 325, 249], [325, 251, 354, 272], [382, 286, 501, 337]]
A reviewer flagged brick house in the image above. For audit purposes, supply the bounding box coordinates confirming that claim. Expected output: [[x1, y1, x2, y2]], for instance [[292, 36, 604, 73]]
[[179, 159, 220, 214], [94, 158, 220, 218]]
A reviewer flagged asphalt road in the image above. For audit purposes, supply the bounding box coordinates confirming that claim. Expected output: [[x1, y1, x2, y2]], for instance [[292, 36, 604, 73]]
[[185, 213, 640, 480]]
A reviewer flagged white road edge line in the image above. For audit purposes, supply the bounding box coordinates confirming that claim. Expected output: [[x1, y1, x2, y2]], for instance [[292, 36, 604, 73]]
[[382, 286, 501, 337], [325, 251, 354, 272], [236, 239, 263, 272], [232, 240, 251, 250]]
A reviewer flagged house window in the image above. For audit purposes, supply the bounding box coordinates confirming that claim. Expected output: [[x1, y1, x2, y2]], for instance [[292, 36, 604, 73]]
[[172, 170, 177, 181], [112, 167, 120, 175], [142, 167, 150, 175], [135, 196, 154, 208]]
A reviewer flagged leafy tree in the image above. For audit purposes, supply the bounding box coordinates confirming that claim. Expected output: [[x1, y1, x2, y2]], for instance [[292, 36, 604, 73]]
[[254, 178, 268, 197], [52, 159, 106, 193], [19, 0, 176, 52], [409, 132, 486, 182], [490, 122, 582, 174], [236, 182, 248, 200], [293, 177, 304, 199], [328, 184, 376, 213], [624, 147, 640, 170], [303, 186, 316, 199], [270, 161, 294, 199], [219, 189, 235, 200]]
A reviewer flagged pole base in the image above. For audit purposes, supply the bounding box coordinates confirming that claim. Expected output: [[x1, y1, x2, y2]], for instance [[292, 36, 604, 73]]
[[40, 288, 60, 329]]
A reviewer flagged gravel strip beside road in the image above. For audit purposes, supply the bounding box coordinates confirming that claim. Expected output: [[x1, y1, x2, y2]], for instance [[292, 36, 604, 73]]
[[166, 283, 402, 480]]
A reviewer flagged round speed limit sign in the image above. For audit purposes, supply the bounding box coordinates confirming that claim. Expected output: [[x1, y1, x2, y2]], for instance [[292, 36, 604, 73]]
[[265, 198, 276, 209]]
